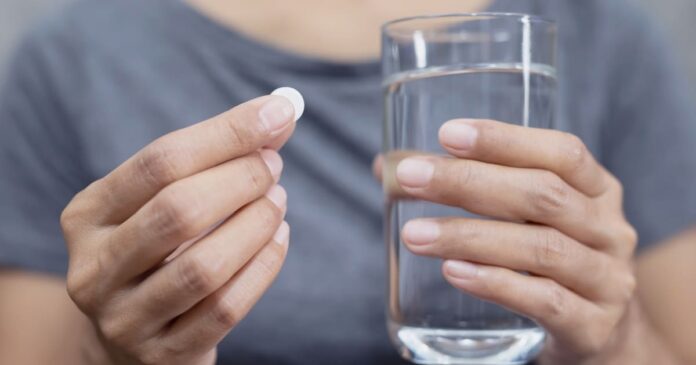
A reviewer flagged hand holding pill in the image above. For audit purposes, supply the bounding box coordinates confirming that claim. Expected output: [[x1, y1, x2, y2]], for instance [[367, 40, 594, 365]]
[[61, 88, 304, 365]]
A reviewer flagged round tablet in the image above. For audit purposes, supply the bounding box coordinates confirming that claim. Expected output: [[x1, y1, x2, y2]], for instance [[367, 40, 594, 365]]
[[271, 87, 305, 122]]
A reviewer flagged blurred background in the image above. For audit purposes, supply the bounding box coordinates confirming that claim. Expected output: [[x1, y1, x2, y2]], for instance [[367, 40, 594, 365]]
[[1, 0, 696, 90]]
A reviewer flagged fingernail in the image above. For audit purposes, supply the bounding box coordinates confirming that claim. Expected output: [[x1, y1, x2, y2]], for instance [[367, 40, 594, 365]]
[[271, 87, 305, 121], [402, 220, 440, 245], [444, 260, 478, 280], [265, 185, 287, 209], [259, 149, 283, 180], [273, 221, 290, 245], [396, 158, 434, 188], [440, 121, 478, 151], [259, 96, 294, 134]]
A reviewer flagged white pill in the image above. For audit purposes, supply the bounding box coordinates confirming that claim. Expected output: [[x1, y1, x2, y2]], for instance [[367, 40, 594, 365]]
[[271, 87, 305, 122]]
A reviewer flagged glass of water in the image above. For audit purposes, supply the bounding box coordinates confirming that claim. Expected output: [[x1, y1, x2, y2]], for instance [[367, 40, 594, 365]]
[[382, 13, 557, 364]]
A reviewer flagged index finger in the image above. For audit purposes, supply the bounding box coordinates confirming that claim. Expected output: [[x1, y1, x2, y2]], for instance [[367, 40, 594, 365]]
[[97, 95, 297, 223], [439, 119, 610, 196]]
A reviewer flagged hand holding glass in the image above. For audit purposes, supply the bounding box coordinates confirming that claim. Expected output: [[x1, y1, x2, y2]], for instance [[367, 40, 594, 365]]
[[382, 13, 557, 364]]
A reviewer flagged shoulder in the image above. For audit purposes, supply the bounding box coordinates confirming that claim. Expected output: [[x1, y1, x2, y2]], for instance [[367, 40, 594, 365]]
[[1, 0, 178, 136], [552, 0, 673, 87], [3, 0, 186, 110], [15, 0, 172, 66], [550, 0, 659, 45], [526, 0, 661, 76]]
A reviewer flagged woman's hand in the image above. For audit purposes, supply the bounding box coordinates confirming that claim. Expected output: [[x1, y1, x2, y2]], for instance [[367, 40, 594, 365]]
[[387, 119, 641, 364], [60, 95, 296, 365]]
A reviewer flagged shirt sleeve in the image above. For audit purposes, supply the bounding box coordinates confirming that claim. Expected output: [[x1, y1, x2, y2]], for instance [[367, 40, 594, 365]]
[[600, 3, 696, 250], [0, 27, 88, 275]]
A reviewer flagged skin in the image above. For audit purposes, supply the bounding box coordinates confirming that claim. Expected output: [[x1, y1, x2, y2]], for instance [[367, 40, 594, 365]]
[[62, 95, 298, 365], [0, 1, 693, 364], [185, 0, 494, 61], [636, 228, 696, 362], [377, 119, 686, 364]]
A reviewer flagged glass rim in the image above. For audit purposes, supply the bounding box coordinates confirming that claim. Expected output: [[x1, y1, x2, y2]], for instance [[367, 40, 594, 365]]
[[382, 12, 556, 36]]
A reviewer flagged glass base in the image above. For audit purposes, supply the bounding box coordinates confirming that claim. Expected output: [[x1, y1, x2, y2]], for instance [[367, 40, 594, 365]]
[[388, 320, 546, 365]]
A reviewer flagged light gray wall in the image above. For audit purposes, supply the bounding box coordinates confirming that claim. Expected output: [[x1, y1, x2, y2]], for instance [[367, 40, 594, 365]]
[[0, 0, 695, 89]]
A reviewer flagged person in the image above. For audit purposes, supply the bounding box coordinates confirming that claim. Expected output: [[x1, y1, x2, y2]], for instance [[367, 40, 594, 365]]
[[0, 0, 694, 364]]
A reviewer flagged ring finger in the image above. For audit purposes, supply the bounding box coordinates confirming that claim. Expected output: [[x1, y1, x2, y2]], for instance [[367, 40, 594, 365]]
[[401, 218, 623, 301], [107, 189, 286, 338]]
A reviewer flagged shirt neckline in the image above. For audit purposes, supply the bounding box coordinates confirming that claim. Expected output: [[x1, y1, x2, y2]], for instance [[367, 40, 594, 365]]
[[165, 0, 510, 77], [166, 0, 381, 77]]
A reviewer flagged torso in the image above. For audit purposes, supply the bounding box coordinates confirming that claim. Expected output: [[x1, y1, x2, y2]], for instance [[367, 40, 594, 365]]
[[37, 0, 626, 363], [185, 0, 493, 61]]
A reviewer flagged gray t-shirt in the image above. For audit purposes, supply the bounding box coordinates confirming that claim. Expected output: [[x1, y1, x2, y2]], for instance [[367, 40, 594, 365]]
[[1, 0, 695, 364]]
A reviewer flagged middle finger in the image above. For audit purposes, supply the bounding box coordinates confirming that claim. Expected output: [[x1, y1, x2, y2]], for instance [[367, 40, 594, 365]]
[[394, 155, 615, 249], [102, 150, 282, 287]]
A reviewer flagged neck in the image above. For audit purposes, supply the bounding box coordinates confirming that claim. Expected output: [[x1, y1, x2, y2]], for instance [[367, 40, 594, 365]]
[[185, 0, 493, 61]]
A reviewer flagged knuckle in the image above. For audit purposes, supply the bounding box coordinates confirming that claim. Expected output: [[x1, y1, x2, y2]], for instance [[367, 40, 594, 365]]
[[59, 204, 77, 233], [608, 174, 624, 197], [578, 323, 612, 355], [561, 133, 589, 174], [533, 229, 568, 271], [61, 180, 109, 237], [255, 248, 285, 277], [176, 254, 219, 294], [267, 205, 283, 226], [441, 221, 480, 257], [135, 345, 171, 365], [529, 172, 570, 218], [59, 189, 92, 236], [141, 343, 187, 365], [587, 254, 611, 286], [210, 296, 243, 329], [66, 266, 97, 312], [627, 276, 637, 301], [623, 273, 637, 302], [149, 188, 202, 239], [220, 109, 257, 151], [252, 200, 283, 228], [607, 220, 638, 257], [137, 140, 180, 186], [241, 155, 271, 193], [543, 283, 568, 319], [66, 276, 90, 309], [96, 240, 120, 281], [616, 266, 637, 303], [98, 315, 135, 350], [450, 161, 477, 188], [621, 224, 639, 251]]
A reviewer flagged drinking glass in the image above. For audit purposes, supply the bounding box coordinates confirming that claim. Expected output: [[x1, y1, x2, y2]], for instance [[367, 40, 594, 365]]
[[382, 13, 557, 364]]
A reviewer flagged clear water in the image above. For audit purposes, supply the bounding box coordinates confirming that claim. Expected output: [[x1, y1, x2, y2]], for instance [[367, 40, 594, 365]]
[[384, 64, 556, 364]]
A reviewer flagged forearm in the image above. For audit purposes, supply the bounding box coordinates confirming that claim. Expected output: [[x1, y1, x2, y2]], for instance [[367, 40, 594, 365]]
[[70, 317, 112, 365], [589, 299, 684, 365], [637, 228, 696, 362], [584, 228, 696, 365], [538, 299, 682, 365], [0, 271, 109, 365]]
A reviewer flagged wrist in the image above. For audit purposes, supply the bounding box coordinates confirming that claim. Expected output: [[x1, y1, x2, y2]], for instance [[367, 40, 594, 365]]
[[540, 299, 682, 365], [586, 299, 682, 365], [76, 317, 114, 365]]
